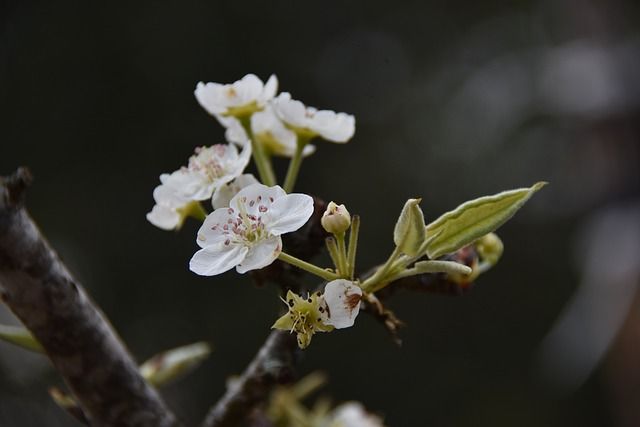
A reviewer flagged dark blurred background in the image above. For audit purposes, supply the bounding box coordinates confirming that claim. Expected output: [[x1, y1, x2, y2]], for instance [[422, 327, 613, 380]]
[[1, 0, 640, 425]]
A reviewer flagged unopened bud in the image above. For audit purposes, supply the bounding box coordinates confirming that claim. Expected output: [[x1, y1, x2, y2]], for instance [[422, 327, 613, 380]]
[[475, 233, 504, 266], [321, 202, 351, 234], [140, 341, 211, 387]]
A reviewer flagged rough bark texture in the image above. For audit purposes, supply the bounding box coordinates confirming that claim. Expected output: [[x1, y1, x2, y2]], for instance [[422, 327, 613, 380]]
[[0, 168, 179, 427], [201, 331, 298, 427]]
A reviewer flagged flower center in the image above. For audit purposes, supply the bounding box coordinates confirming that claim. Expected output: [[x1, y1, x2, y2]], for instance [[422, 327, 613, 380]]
[[188, 146, 228, 182], [214, 195, 273, 247], [284, 293, 331, 348]]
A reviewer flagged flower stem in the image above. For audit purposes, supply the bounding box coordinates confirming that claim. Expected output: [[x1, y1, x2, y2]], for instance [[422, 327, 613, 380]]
[[346, 215, 360, 279], [189, 201, 208, 222], [283, 135, 310, 193], [278, 252, 338, 281], [335, 232, 348, 278], [239, 116, 277, 186], [325, 237, 341, 273]]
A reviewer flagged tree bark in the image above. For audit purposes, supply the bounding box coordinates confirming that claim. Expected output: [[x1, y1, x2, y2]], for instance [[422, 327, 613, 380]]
[[201, 330, 298, 427], [0, 168, 179, 427]]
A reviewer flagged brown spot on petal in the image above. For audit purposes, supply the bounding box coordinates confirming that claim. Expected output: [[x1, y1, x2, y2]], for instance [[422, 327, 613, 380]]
[[346, 293, 361, 310]]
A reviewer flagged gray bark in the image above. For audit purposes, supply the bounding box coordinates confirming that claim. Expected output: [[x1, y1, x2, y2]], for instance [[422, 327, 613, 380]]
[[0, 168, 180, 427], [201, 331, 298, 427]]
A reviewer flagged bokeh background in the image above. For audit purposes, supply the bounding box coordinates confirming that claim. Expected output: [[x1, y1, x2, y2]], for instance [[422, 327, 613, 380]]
[[2, 0, 640, 425]]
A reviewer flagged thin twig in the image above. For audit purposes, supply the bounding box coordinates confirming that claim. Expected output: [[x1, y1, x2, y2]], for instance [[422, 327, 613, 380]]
[[0, 168, 180, 427]]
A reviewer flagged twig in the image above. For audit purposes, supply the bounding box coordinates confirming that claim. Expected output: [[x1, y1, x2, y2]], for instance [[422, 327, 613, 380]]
[[0, 168, 180, 427], [201, 331, 298, 427]]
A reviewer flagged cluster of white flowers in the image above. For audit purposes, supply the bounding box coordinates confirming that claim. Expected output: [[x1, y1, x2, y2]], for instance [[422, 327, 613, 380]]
[[195, 74, 355, 156], [148, 73, 356, 232], [148, 73, 363, 348], [147, 144, 252, 230]]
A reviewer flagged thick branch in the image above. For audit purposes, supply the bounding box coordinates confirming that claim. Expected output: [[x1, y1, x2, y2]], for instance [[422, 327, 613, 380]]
[[0, 168, 179, 427], [201, 331, 298, 427]]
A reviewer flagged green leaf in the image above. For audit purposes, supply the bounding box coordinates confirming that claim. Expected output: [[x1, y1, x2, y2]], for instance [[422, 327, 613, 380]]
[[393, 198, 426, 256], [140, 342, 212, 387], [0, 324, 44, 353], [425, 182, 546, 259], [413, 260, 472, 276]]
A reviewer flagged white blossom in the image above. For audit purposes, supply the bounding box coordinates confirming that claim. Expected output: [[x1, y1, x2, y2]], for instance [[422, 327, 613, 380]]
[[190, 183, 314, 276], [272, 92, 355, 143], [218, 108, 316, 158], [146, 176, 194, 230], [327, 402, 386, 427], [321, 279, 362, 329], [211, 174, 259, 210], [195, 74, 278, 117], [164, 144, 251, 201]]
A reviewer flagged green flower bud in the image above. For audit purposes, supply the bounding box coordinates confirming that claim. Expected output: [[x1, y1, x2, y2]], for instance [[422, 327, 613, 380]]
[[475, 233, 504, 266], [321, 202, 351, 235], [140, 342, 211, 387]]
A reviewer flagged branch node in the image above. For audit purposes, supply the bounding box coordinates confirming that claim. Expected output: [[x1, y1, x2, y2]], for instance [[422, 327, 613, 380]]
[[2, 167, 33, 207]]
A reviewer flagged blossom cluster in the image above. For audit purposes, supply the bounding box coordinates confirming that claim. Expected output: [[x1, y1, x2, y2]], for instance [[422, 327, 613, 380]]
[[147, 73, 363, 347], [147, 73, 355, 234]]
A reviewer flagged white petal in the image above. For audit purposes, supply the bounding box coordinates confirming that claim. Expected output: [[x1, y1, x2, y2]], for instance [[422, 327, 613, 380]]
[[237, 73, 263, 105], [159, 173, 171, 185], [196, 207, 236, 248], [252, 107, 300, 157], [146, 205, 180, 230], [312, 110, 355, 143], [267, 193, 315, 236], [153, 184, 189, 208], [189, 244, 248, 276], [217, 142, 239, 161], [219, 116, 249, 146], [323, 280, 362, 329], [330, 402, 385, 427], [194, 82, 225, 116], [164, 169, 209, 201], [236, 236, 281, 274], [273, 92, 308, 128], [301, 144, 316, 157], [261, 74, 279, 104], [230, 183, 286, 214], [212, 174, 259, 209], [230, 143, 252, 176]]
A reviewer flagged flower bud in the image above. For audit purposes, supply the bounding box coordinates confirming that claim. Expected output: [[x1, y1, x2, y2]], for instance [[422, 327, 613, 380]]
[[321, 202, 351, 234], [139, 342, 211, 387], [475, 233, 504, 266]]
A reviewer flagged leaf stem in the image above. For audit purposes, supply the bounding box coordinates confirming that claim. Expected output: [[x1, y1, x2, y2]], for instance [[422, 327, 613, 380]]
[[360, 245, 403, 292]]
